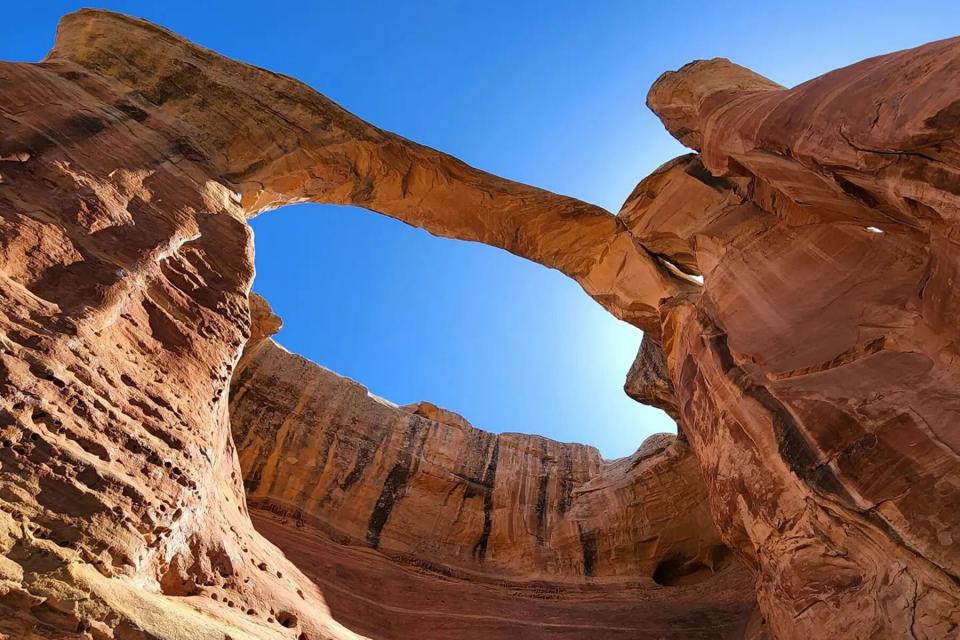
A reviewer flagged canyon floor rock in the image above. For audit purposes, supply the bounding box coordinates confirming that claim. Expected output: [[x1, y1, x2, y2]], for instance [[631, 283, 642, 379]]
[[0, 8, 957, 640]]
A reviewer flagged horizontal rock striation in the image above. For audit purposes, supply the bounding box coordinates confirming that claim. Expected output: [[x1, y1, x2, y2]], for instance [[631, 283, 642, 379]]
[[0, 7, 958, 640], [232, 335, 719, 581], [228, 307, 759, 637], [249, 509, 762, 640], [0, 14, 363, 640]]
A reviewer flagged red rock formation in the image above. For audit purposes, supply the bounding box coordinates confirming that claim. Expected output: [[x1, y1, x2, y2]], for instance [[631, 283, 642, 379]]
[[0, 16, 354, 638], [229, 312, 759, 637], [45, 9, 695, 337], [625, 335, 680, 422], [0, 10, 724, 639], [635, 49, 960, 638], [0, 7, 957, 640]]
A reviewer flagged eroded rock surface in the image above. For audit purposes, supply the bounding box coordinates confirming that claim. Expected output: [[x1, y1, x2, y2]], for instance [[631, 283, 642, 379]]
[[635, 48, 960, 638], [0, 14, 362, 640], [0, 8, 957, 640], [229, 314, 759, 638], [625, 335, 679, 422]]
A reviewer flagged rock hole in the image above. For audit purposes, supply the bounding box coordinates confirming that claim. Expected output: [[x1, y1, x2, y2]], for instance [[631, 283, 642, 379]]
[[276, 611, 298, 628], [652, 546, 730, 587]]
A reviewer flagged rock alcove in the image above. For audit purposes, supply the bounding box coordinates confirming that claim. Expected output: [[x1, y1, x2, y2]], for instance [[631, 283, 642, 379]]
[[0, 9, 959, 640]]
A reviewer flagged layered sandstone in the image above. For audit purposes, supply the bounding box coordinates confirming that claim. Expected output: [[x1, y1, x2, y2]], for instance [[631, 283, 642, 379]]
[[228, 309, 759, 637], [634, 50, 960, 637], [45, 9, 696, 336], [0, 7, 957, 640], [0, 16, 358, 638]]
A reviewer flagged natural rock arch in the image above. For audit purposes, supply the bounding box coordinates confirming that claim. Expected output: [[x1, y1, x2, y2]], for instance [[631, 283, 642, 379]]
[[0, 9, 957, 640]]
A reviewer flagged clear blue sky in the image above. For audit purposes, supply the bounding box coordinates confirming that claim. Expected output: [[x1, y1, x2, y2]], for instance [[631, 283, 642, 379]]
[[3, 2, 957, 457]]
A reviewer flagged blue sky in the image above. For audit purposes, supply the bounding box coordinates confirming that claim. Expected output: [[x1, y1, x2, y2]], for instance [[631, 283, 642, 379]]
[[4, 2, 958, 457]]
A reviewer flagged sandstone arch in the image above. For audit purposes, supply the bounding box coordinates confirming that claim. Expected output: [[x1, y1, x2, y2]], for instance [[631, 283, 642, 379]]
[[49, 9, 697, 335], [0, 8, 958, 640]]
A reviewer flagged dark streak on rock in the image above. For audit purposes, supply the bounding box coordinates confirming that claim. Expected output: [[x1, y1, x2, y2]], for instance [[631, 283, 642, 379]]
[[578, 524, 598, 577], [365, 461, 410, 550], [366, 417, 419, 549], [472, 438, 499, 561], [696, 312, 960, 584], [339, 444, 372, 492], [557, 448, 574, 516], [704, 325, 848, 499], [535, 448, 550, 546]]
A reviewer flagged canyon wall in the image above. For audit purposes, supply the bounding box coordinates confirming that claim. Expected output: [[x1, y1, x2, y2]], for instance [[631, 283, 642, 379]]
[[232, 308, 722, 582], [227, 303, 759, 638], [0, 8, 957, 640], [0, 13, 363, 639]]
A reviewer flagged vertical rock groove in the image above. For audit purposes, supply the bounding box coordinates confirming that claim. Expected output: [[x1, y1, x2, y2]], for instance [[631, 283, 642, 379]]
[[472, 439, 500, 562]]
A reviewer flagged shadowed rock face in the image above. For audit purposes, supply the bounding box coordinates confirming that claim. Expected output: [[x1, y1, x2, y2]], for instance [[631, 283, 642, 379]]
[[228, 307, 759, 638], [625, 335, 680, 423], [0, 7, 957, 640]]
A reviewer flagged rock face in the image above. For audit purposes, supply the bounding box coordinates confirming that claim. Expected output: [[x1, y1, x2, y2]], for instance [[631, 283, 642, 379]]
[[229, 313, 759, 638], [624, 335, 680, 422], [635, 50, 960, 637], [44, 10, 694, 337], [0, 15, 358, 639], [0, 8, 957, 640]]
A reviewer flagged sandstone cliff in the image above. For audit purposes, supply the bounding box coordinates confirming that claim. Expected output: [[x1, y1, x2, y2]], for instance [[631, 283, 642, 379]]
[[228, 304, 758, 637], [0, 8, 957, 640]]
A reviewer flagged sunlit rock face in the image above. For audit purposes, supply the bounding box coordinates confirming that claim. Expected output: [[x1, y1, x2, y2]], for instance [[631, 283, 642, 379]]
[[0, 7, 957, 639], [0, 15, 358, 640], [633, 49, 960, 637]]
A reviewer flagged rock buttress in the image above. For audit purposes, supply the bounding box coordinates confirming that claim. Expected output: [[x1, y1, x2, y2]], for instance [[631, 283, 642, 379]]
[[638, 47, 960, 638]]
